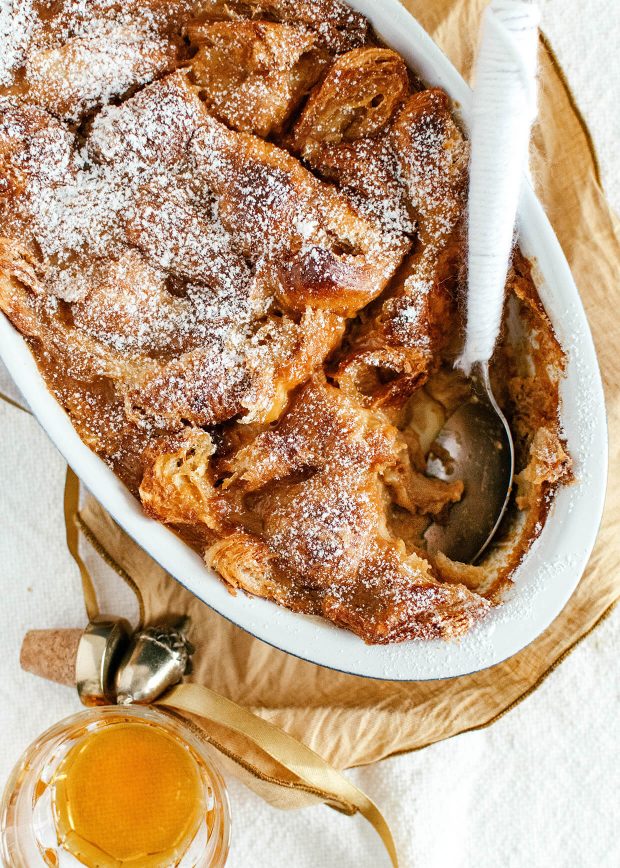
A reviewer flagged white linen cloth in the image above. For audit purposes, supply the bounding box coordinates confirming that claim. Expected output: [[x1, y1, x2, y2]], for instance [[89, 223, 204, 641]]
[[0, 2, 618, 865], [461, 0, 540, 372]]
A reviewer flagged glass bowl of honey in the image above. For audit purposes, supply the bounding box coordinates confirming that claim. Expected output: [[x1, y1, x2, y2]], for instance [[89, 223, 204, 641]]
[[1, 705, 231, 867]]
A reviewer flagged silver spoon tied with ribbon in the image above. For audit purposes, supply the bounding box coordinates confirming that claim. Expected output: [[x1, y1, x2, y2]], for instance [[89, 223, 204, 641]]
[[424, 0, 540, 564]]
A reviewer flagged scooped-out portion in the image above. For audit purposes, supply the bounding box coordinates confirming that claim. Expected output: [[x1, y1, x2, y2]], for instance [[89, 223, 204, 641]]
[[0, 0, 571, 642]]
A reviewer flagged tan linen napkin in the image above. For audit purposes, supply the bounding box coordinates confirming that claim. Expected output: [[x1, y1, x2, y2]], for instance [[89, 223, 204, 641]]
[[72, 0, 619, 775]]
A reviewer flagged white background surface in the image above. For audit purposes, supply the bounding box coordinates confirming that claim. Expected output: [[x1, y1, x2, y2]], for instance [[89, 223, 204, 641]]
[[0, 2, 618, 866]]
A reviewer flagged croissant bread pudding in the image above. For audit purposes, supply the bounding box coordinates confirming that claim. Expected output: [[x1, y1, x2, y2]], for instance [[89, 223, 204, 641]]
[[0, 0, 572, 643]]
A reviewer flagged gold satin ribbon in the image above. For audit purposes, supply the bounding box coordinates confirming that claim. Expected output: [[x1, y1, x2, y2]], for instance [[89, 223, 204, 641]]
[[158, 684, 398, 866], [64, 468, 100, 623], [0, 388, 399, 866], [0, 390, 30, 413]]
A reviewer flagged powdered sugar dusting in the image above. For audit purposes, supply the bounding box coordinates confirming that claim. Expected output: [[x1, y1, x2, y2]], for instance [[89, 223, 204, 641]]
[[26, 24, 176, 122], [0, 0, 35, 85]]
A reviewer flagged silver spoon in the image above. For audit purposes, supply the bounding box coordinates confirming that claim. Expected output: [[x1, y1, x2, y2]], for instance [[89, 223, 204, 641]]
[[424, 363, 514, 563], [424, 0, 540, 563]]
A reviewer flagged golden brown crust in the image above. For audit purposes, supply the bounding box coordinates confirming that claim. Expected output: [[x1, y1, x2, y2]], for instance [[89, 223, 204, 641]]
[[25, 25, 178, 122], [140, 428, 218, 530], [289, 47, 410, 157], [194, 0, 369, 53], [188, 111, 411, 316], [186, 20, 324, 136], [0, 0, 570, 643], [332, 89, 469, 408]]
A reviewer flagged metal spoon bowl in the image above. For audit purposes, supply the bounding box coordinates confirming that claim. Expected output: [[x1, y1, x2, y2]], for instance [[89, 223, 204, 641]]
[[423, 362, 514, 564]]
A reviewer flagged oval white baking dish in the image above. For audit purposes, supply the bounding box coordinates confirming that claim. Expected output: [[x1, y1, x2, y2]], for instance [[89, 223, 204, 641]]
[[0, 0, 607, 680]]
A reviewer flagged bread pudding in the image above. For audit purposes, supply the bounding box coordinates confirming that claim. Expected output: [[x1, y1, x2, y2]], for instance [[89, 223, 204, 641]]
[[0, 0, 571, 643]]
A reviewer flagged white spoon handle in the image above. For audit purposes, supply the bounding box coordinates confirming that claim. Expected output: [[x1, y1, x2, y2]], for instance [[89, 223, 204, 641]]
[[459, 0, 540, 374]]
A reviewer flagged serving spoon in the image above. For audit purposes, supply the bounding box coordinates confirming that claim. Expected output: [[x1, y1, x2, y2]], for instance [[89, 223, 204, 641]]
[[424, 0, 540, 563]]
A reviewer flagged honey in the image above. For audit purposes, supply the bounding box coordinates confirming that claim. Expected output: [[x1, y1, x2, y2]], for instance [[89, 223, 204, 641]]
[[1, 707, 230, 868], [53, 723, 205, 866]]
